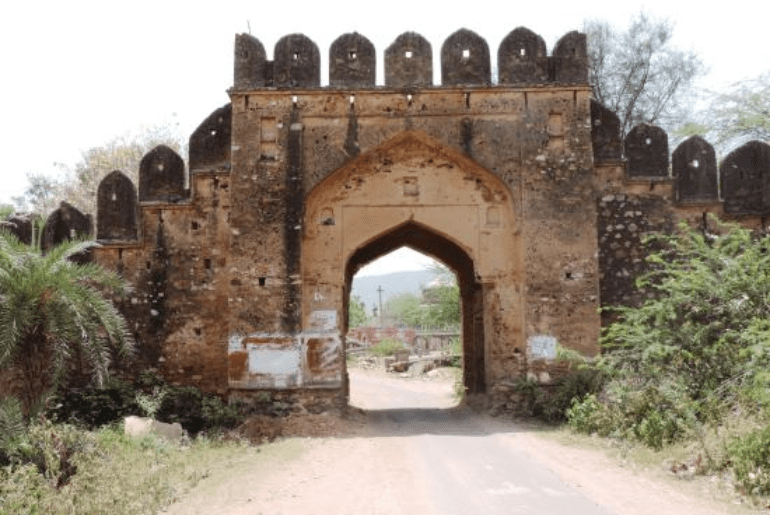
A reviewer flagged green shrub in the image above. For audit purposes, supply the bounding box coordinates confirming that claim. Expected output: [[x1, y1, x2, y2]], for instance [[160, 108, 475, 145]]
[[156, 386, 242, 434], [620, 384, 690, 448], [729, 426, 770, 495], [567, 394, 612, 435], [201, 395, 243, 430], [368, 338, 406, 356], [633, 407, 685, 449], [511, 366, 605, 424], [135, 387, 166, 419], [48, 373, 243, 435], [587, 219, 770, 449], [1, 423, 254, 514], [47, 378, 140, 428], [567, 382, 691, 449], [448, 337, 462, 367], [1, 417, 94, 490], [539, 367, 605, 423]]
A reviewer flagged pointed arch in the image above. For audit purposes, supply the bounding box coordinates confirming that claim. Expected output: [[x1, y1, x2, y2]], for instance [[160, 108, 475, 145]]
[[344, 220, 486, 394], [301, 129, 523, 396]]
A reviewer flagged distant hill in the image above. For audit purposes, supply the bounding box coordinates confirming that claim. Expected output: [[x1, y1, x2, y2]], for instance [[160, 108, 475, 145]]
[[351, 270, 434, 315]]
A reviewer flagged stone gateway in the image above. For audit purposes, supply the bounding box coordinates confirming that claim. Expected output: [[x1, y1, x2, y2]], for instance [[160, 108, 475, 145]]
[[10, 28, 768, 411]]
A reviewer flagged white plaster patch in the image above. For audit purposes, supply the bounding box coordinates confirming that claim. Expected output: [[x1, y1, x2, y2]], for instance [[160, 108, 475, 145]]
[[527, 335, 557, 359], [248, 347, 301, 375], [228, 334, 242, 351], [309, 310, 337, 332]]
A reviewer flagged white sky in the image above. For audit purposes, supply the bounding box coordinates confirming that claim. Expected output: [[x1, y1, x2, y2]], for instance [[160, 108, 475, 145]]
[[1, 0, 767, 274], [356, 247, 436, 276]]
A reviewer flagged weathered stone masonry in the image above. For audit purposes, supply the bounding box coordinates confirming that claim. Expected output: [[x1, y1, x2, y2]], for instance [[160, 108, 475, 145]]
[[7, 27, 769, 409]]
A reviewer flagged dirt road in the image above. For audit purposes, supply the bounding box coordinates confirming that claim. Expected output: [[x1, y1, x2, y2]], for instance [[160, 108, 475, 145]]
[[166, 367, 746, 515]]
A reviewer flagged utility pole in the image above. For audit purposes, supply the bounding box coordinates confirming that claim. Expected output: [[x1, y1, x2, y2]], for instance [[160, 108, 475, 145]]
[[377, 285, 384, 327]]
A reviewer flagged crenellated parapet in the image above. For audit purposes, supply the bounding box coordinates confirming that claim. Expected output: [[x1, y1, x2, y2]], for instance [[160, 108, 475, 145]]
[[233, 27, 589, 89], [721, 141, 770, 215], [592, 113, 770, 317], [385, 32, 434, 87], [590, 100, 770, 215], [440, 29, 491, 86], [329, 33, 376, 88], [97, 171, 138, 241], [624, 124, 669, 179], [138, 145, 187, 203], [189, 103, 232, 173], [673, 136, 719, 203]]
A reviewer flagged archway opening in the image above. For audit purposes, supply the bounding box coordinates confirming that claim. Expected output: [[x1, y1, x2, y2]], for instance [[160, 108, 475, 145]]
[[343, 221, 485, 409]]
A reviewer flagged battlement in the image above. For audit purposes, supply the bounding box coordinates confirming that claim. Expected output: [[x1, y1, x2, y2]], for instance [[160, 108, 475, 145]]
[[21, 101, 765, 249], [233, 27, 588, 89]]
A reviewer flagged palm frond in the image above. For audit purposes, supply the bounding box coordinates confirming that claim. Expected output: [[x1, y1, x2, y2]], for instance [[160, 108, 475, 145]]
[[0, 232, 133, 414], [0, 396, 27, 450]]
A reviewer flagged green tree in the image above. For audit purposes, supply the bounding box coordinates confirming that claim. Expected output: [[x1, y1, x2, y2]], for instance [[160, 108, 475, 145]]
[[385, 292, 424, 327], [423, 284, 460, 328], [422, 263, 460, 328], [584, 12, 705, 137], [383, 264, 461, 329], [0, 230, 133, 418], [677, 71, 770, 151], [0, 205, 14, 220], [13, 122, 186, 216], [348, 295, 368, 328], [12, 173, 62, 215]]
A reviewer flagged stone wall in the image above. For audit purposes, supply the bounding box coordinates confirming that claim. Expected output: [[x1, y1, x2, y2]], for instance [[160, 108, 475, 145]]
[[6, 27, 769, 411]]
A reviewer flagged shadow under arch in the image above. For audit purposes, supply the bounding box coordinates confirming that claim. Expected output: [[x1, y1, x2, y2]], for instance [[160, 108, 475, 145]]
[[345, 220, 486, 396]]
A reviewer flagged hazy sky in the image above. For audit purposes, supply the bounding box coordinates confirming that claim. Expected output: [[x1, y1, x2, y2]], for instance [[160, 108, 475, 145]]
[[1, 0, 766, 274]]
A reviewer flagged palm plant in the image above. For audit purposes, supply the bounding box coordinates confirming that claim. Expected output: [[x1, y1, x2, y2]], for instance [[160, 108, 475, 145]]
[[0, 229, 133, 418]]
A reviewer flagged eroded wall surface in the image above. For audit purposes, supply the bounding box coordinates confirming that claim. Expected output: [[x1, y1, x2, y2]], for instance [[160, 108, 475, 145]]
[[22, 27, 763, 409], [224, 80, 600, 395]]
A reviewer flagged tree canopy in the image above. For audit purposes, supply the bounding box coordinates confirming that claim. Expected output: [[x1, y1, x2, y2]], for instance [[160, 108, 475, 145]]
[[585, 12, 705, 137], [13, 123, 186, 216], [348, 295, 368, 328], [381, 264, 460, 329], [677, 71, 770, 152]]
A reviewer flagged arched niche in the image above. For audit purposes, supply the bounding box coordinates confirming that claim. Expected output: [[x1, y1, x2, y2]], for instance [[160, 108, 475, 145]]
[[591, 100, 622, 161], [673, 136, 718, 203], [273, 33, 320, 87], [384, 32, 433, 87], [440, 28, 491, 86], [625, 123, 669, 177], [138, 145, 186, 202], [721, 140, 770, 214], [329, 32, 376, 87], [497, 27, 548, 84], [97, 170, 138, 240], [189, 103, 232, 172], [233, 34, 267, 88]]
